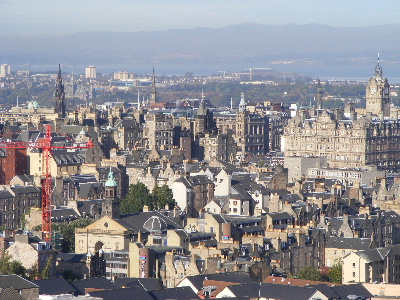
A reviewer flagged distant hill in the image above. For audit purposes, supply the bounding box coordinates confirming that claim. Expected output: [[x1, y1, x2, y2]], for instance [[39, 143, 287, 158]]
[[2, 23, 400, 72]]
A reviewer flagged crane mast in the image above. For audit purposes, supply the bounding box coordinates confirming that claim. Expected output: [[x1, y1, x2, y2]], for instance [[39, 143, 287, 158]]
[[0, 124, 93, 242]]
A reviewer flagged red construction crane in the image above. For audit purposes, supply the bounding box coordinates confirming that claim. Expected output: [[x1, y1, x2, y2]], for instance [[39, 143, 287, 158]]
[[0, 124, 93, 242]]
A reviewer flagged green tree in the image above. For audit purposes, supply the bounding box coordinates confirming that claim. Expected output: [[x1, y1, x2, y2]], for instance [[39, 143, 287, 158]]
[[297, 266, 323, 281], [152, 185, 175, 210], [41, 256, 53, 279], [34, 218, 95, 253], [121, 183, 153, 214], [0, 252, 26, 277], [328, 263, 342, 283]]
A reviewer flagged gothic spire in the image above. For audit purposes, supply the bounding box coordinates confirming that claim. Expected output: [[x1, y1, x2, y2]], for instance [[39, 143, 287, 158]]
[[150, 66, 157, 103], [316, 78, 323, 110], [55, 64, 65, 100], [54, 64, 66, 118]]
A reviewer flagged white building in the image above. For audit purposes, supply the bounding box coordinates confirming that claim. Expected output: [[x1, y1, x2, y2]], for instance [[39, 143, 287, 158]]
[[85, 66, 96, 79], [0, 64, 11, 77]]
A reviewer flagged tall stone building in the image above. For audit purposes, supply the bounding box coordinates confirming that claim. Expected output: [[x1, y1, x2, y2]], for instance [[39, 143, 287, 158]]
[[235, 93, 269, 155], [283, 62, 400, 170]]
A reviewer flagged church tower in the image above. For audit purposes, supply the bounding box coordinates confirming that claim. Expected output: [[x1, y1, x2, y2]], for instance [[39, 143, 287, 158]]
[[150, 67, 157, 103], [102, 168, 120, 219], [54, 65, 66, 118], [366, 58, 390, 117]]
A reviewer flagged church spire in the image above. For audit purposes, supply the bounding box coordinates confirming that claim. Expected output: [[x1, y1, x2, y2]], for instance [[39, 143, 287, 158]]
[[54, 64, 66, 118], [316, 78, 323, 110], [150, 66, 157, 103]]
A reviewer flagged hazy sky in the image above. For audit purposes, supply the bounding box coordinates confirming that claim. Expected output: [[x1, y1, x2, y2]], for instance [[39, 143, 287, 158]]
[[2, 0, 399, 36]]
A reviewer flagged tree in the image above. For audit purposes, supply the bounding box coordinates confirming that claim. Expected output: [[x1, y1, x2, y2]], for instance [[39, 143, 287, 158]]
[[34, 218, 95, 253], [41, 255, 53, 279], [297, 266, 323, 281], [0, 252, 26, 277], [152, 185, 175, 210], [328, 263, 342, 283], [121, 183, 153, 214]]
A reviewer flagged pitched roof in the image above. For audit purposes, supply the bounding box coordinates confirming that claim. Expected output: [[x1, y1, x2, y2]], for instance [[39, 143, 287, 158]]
[[56, 253, 87, 263], [149, 286, 200, 300], [114, 278, 162, 290], [31, 277, 76, 295], [0, 288, 26, 300], [89, 286, 154, 300], [70, 277, 116, 295], [0, 275, 38, 290], [116, 211, 182, 234], [263, 276, 339, 287], [226, 282, 319, 300], [326, 237, 372, 250], [331, 284, 373, 299], [184, 271, 254, 291]]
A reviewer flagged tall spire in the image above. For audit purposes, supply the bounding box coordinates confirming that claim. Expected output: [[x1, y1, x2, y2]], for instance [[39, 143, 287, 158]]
[[54, 64, 66, 118], [316, 78, 323, 110], [374, 53, 383, 79], [150, 66, 157, 103]]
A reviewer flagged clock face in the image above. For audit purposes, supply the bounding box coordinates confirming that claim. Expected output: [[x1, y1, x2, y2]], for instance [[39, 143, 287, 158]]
[[370, 87, 376, 95]]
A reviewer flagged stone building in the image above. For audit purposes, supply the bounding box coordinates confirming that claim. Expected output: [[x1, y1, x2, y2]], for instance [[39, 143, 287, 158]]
[[235, 93, 269, 155], [198, 131, 236, 162], [144, 113, 174, 150], [283, 63, 400, 170]]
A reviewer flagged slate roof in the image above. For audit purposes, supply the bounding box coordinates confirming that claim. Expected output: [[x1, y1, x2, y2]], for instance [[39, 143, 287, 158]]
[[0, 275, 38, 290], [326, 237, 372, 250], [268, 212, 292, 220], [11, 186, 40, 194], [0, 288, 26, 300], [11, 174, 34, 184], [331, 284, 373, 299], [0, 191, 14, 199], [70, 277, 116, 295], [116, 211, 182, 234], [32, 277, 76, 295], [149, 286, 200, 300], [77, 199, 102, 216], [52, 149, 85, 166], [57, 253, 87, 263], [114, 278, 162, 290], [356, 246, 399, 263], [260, 283, 318, 300], [183, 271, 254, 291], [226, 282, 319, 300], [52, 208, 79, 220], [89, 286, 154, 300]]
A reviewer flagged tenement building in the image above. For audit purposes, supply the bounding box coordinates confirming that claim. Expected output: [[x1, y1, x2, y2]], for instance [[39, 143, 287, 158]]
[[283, 62, 400, 170]]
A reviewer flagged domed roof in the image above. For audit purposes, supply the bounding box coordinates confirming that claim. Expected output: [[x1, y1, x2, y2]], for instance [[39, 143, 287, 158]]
[[143, 216, 167, 233]]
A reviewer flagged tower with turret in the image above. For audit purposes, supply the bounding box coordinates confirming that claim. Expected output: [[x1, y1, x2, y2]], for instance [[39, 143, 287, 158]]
[[101, 168, 120, 219], [366, 58, 391, 118]]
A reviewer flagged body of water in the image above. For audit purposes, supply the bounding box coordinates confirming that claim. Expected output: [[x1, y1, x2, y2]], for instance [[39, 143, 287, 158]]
[[12, 62, 400, 83]]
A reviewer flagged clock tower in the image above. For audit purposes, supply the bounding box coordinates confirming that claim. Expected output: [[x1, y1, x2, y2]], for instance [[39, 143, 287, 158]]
[[366, 59, 390, 117]]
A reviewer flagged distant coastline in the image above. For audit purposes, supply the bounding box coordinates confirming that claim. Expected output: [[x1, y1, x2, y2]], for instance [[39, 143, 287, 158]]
[[10, 63, 400, 83]]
